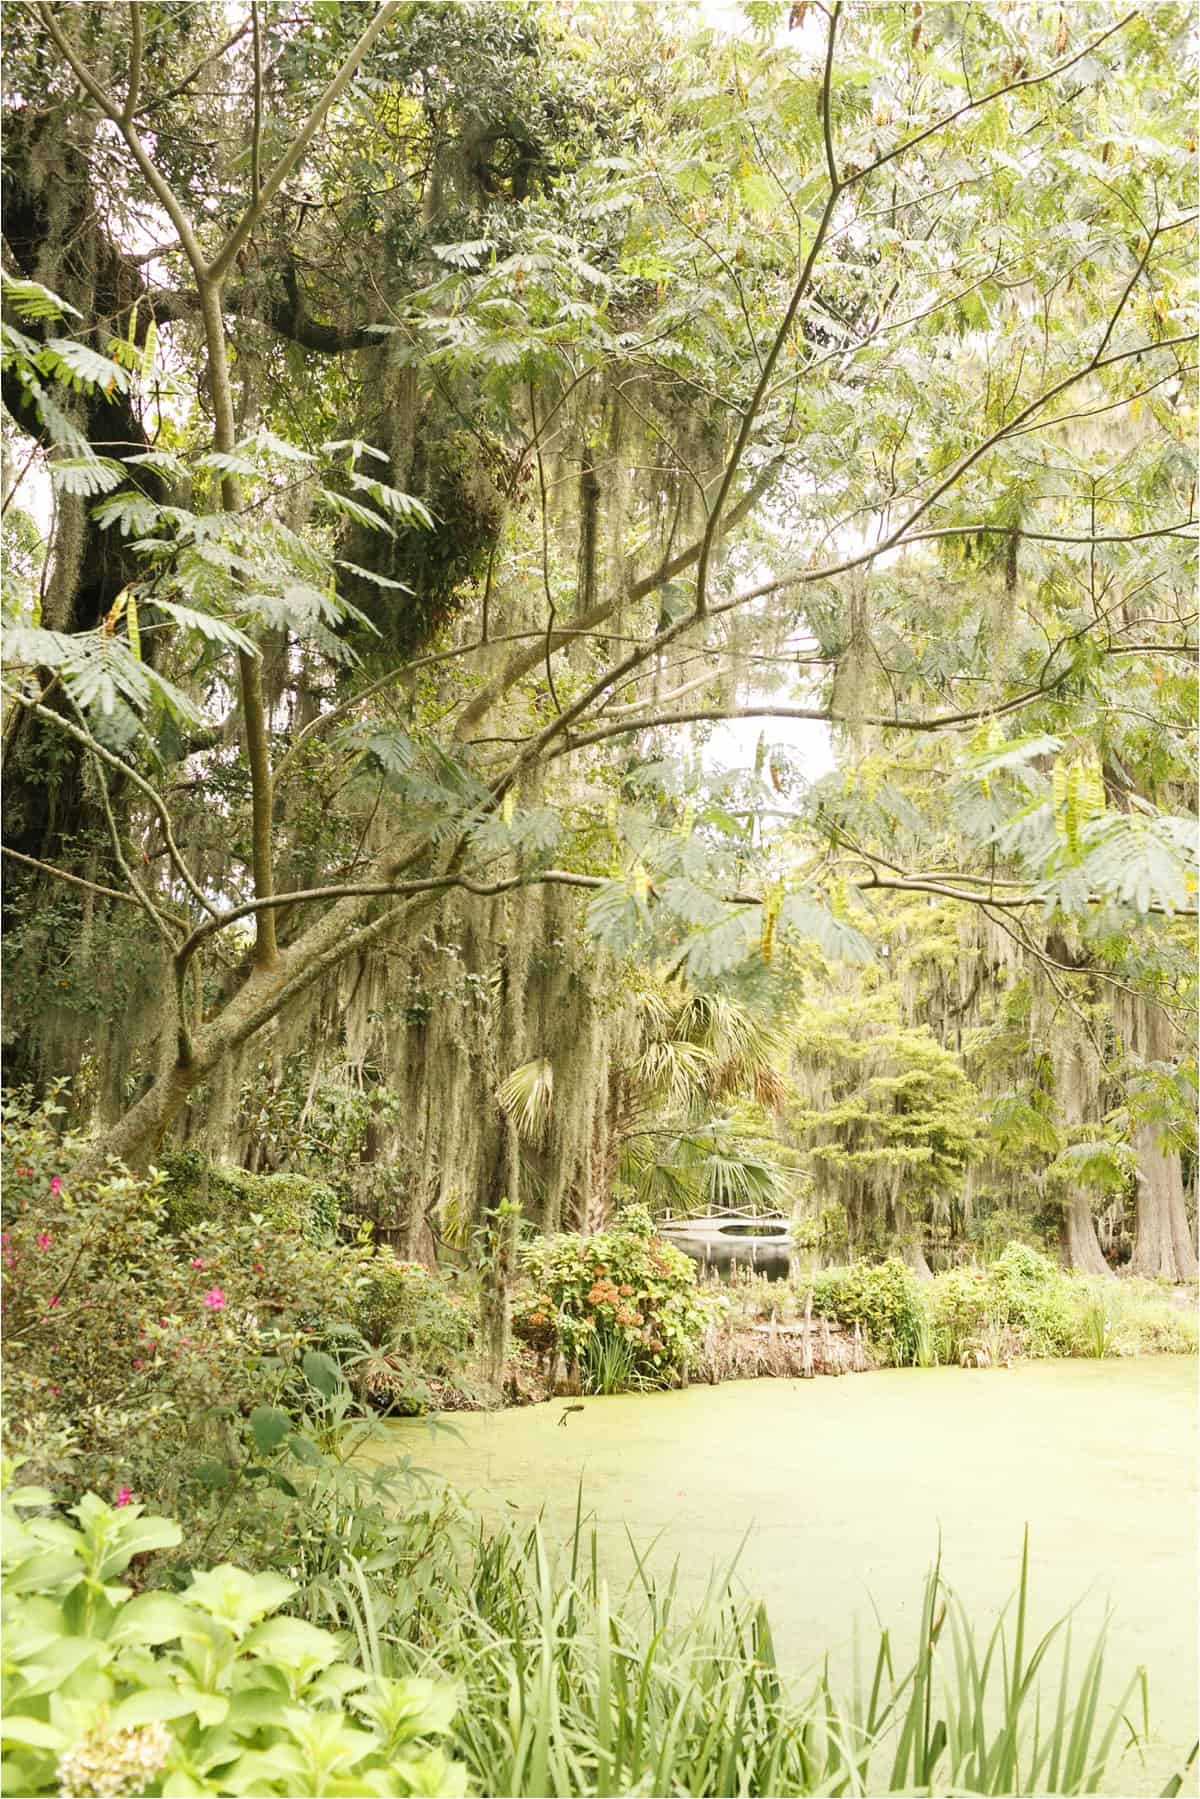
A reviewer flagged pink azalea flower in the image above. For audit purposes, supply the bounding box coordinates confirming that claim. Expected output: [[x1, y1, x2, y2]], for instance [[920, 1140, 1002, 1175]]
[[132, 1359, 144, 1371], [47, 1295, 61, 1308], [190, 1258, 207, 1270], [115, 1488, 133, 1507], [36, 1233, 52, 1252], [49, 1176, 62, 1195], [203, 1287, 226, 1312]]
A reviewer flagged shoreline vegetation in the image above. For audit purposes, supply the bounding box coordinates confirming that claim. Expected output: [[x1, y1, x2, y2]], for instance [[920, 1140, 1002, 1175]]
[[2, 1108, 1196, 1798]]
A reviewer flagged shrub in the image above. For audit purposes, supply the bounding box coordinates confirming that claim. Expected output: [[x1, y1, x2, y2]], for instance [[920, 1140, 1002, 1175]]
[[1, 1093, 369, 1550], [158, 1148, 340, 1242], [513, 1204, 718, 1389], [348, 1258, 477, 1411], [986, 1242, 1058, 1326], [1105, 1278, 1199, 1356], [809, 1259, 924, 1365], [1, 1480, 465, 1798], [927, 1265, 994, 1363]]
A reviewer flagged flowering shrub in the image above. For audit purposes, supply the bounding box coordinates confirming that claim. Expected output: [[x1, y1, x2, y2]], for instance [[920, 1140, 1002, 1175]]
[[513, 1204, 717, 1389], [0, 1091, 371, 1552], [1, 1479, 465, 1797]]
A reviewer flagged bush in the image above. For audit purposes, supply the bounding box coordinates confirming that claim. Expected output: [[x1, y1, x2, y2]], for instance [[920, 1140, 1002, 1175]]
[[348, 1258, 477, 1411], [809, 1259, 924, 1365], [1, 1092, 369, 1552], [158, 1148, 340, 1241], [1, 1480, 465, 1798], [927, 1265, 993, 1363], [513, 1204, 718, 1390]]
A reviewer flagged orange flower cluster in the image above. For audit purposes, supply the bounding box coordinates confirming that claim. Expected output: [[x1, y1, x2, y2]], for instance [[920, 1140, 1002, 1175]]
[[614, 1305, 643, 1328], [587, 1279, 621, 1308]]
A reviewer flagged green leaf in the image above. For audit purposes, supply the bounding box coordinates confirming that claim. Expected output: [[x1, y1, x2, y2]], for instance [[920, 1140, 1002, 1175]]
[[108, 1591, 203, 1648], [48, 456, 126, 497], [242, 1616, 342, 1670], [249, 1406, 291, 1456], [40, 337, 131, 394], [301, 1351, 340, 1400], [0, 269, 81, 320], [185, 1564, 296, 1633], [0, 1716, 67, 1750]]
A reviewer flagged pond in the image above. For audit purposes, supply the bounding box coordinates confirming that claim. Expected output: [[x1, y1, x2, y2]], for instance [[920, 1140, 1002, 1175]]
[[381, 1358, 1198, 1796]]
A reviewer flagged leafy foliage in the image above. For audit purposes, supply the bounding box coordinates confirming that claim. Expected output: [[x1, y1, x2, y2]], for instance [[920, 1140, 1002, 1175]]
[[513, 1204, 719, 1388], [1, 1484, 465, 1798]]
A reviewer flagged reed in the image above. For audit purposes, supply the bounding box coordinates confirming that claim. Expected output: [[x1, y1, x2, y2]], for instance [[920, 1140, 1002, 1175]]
[[353, 1501, 1156, 1796]]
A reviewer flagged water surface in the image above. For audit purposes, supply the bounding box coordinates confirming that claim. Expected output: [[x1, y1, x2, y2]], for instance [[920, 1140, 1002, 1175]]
[[382, 1359, 1197, 1794]]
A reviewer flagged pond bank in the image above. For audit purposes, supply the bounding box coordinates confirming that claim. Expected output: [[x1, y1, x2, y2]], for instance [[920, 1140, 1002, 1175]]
[[377, 1357, 1198, 1797]]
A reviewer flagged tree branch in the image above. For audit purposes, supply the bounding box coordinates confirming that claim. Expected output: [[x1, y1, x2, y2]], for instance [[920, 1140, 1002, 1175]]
[[0, 682, 216, 919], [1, 845, 144, 909], [207, 1, 404, 282], [694, 6, 841, 616]]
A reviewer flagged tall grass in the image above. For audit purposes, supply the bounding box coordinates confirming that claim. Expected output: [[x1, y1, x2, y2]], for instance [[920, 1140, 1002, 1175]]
[[581, 1331, 640, 1396], [341, 1498, 1157, 1797]]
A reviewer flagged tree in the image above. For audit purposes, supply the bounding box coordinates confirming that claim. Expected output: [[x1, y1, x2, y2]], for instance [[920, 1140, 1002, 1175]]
[[2, 2, 1195, 1247]]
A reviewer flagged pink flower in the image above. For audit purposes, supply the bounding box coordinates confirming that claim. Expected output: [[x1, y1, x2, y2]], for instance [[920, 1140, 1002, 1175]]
[[202, 1287, 226, 1312], [49, 1176, 62, 1196], [16, 1167, 32, 1179], [190, 1258, 207, 1270], [49, 1385, 61, 1398], [115, 1488, 133, 1507], [36, 1233, 52, 1252], [252, 1263, 264, 1274], [132, 1359, 144, 1371], [47, 1295, 61, 1308]]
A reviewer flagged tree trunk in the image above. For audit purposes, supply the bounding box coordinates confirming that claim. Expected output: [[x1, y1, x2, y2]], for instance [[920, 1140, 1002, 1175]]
[[1118, 996, 1198, 1283], [893, 1202, 933, 1280], [1061, 1189, 1113, 1277], [1129, 1134, 1198, 1282]]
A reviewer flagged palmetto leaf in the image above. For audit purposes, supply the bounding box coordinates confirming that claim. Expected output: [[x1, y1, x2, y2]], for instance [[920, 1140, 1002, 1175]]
[[497, 1059, 555, 1143]]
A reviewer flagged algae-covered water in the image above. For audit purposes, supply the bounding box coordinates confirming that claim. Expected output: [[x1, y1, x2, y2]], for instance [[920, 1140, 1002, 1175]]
[[380, 1359, 1197, 1794]]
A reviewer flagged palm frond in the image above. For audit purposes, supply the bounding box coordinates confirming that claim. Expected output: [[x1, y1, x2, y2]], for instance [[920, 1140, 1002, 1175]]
[[497, 1058, 555, 1144]]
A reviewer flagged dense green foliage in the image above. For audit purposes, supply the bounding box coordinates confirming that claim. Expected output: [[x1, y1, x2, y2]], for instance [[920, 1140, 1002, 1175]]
[[4, 1475, 1180, 1799], [0, 7, 1196, 1791], [0, 1092, 476, 1558], [1, 1484, 466, 1798], [513, 1204, 718, 1390], [158, 1152, 340, 1244], [0, 0, 1193, 1278], [727, 1249, 1197, 1369]]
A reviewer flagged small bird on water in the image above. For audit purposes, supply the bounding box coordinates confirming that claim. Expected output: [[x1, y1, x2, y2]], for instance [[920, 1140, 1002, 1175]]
[[558, 1404, 585, 1427]]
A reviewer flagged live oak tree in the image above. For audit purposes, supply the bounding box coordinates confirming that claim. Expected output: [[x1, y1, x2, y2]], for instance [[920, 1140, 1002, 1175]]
[[1, 2, 1195, 1267]]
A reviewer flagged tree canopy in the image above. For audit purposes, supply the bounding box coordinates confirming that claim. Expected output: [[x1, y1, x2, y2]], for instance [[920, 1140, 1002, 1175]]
[[2, 0, 1196, 1276]]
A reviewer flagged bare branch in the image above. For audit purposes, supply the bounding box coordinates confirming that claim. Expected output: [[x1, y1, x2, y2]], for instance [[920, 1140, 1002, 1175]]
[[694, 9, 842, 616]]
